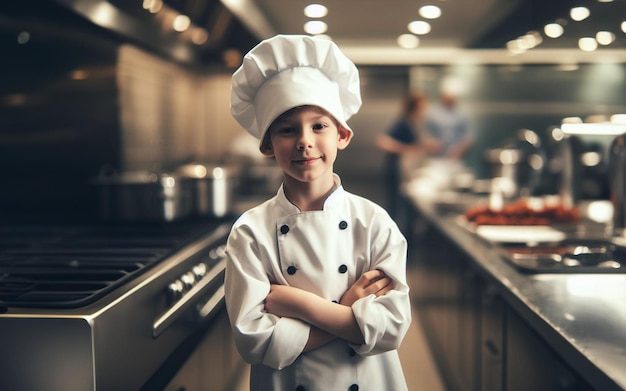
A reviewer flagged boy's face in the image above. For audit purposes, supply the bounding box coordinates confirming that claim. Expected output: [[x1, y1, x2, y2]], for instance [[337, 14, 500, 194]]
[[262, 106, 352, 184]]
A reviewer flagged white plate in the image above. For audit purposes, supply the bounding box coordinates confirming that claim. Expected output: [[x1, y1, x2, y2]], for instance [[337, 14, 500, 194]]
[[475, 225, 566, 243]]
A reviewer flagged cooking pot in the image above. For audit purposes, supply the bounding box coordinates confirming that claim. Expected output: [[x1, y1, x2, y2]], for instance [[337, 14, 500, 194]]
[[176, 163, 238, 218], [92, 170, 194, 222]]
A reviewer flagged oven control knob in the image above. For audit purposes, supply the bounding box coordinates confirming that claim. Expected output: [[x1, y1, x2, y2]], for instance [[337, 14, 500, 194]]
[[168, 280, 185, 301], [216, 245, 226, 258], [192, 263, 207, 280], [181, 271, 196, 289]]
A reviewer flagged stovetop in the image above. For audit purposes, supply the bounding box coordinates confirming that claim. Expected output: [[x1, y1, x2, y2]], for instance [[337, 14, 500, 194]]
[[0, 219, 231, 309]]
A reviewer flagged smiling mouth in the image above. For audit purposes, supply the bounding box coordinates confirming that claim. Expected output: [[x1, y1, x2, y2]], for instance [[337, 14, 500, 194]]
[[293, 157, 320, 165]]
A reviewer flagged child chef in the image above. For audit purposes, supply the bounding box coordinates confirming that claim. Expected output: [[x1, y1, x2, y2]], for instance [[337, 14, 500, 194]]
[[225, 34, 411, 391]]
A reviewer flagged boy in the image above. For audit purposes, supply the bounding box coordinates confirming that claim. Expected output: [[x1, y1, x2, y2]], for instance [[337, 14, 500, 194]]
[[225, 34, 411, 391]]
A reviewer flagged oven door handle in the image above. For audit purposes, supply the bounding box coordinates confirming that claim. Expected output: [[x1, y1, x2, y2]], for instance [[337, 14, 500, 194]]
[[152, 258, 226, 338], [197, 284, 225, 319]]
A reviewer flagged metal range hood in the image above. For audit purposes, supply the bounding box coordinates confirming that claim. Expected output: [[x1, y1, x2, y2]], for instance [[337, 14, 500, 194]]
[[47, 0, 259, 67]]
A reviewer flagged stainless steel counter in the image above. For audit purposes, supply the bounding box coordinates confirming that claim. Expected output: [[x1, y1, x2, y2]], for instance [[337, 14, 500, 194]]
[[405, 187, 626, 391]]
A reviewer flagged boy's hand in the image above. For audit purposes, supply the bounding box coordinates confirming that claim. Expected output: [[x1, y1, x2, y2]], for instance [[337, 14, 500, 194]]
[[340, 269, 393, 307]]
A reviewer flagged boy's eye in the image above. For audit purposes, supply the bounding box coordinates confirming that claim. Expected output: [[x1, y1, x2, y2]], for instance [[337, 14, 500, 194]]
[[312, 123, 327, 131], [276, 127, 296, 135]]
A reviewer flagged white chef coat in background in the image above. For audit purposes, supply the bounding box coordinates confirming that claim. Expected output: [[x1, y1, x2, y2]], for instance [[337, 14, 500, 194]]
[[225, 175, 411, 391]]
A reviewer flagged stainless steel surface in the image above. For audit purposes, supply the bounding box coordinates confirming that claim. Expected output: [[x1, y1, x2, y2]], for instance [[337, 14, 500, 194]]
[[92, 171, 194, 222], [153, 258, 226, 337], [406, 190, 626, 391], [610, 133, 626, 236], [498, 238, 626, 273], [176, 163, 238, 218], [0, 221, 232, 391]]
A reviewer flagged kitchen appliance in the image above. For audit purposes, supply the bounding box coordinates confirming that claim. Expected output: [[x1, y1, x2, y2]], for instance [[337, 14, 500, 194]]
[[176, 163, 238, 218], [609, 132, 626, 236], [0, 218, 233, 391], [92, 170, 195, 222], [556, 121, 626, 208], [483, 129, 545, 199]]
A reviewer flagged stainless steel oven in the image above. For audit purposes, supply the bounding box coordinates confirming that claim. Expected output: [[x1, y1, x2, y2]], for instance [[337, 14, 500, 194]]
[[0, 219, 233, 391]]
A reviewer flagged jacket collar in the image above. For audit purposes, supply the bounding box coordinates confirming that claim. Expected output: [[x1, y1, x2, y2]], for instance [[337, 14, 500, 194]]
[[276, 174, 345, 213]]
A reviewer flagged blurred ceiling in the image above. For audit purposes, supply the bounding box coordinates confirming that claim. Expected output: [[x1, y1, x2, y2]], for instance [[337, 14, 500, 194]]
[[4, 0, 624, 66], [216, 0, 626, 64]]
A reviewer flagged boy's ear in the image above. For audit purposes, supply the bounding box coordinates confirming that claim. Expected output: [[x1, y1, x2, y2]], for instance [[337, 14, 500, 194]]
[[259, 133, 274, 156], [337, 126, 353, 150], [260, 142, 274, 157]]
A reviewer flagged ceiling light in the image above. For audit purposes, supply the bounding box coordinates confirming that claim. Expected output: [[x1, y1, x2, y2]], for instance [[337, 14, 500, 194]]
[[304, 4, 328, 18], [407, 20, 431, 35], [544, 23, 564, 38], [596, 31, 615, 45], [419, 5, 441, 19], [622, 21, 626, 33], [578, 37, 598, 51], [304, 20, 328, 35], [397, 34, 420, 48], [570, 7, 590, 22], [172, 15, 191, 32], [143, 0, 163, 13]]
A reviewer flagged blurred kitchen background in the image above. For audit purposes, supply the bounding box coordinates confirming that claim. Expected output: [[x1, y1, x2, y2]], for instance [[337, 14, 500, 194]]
[[2, 0, 626, 223]]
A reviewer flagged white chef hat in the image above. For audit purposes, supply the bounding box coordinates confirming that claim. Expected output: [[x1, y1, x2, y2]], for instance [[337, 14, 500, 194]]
[[230, 34, 362, 144]]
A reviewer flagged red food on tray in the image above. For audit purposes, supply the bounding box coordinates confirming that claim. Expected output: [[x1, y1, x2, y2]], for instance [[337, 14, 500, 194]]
[[464, 199, 580, 226]]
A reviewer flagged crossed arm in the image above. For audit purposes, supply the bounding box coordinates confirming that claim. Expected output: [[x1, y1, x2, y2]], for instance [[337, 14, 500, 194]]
[[264, 269, 393, 351]]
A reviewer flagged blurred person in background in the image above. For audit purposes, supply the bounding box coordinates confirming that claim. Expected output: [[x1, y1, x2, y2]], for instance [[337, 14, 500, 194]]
[[423, 77, 474, 161], [377, 93, 435, 231]]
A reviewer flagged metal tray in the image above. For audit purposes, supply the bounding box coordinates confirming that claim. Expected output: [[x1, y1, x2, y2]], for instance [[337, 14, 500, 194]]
[[498, 238, 626, 273]]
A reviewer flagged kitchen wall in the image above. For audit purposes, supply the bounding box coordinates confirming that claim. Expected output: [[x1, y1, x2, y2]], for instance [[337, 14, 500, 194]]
[[0, 2, 245, 222]]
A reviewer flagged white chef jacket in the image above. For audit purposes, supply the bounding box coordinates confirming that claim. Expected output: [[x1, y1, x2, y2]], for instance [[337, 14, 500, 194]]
[[225, 175, 411, 391]]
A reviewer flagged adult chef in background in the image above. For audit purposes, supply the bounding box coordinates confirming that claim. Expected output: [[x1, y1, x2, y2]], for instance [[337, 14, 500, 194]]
[[423, 77, 474, 161]]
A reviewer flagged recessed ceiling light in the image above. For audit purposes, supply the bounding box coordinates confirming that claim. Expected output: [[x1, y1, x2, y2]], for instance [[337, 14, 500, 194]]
[[544, 23, 564, 38], [407, 20, 431, 35], [304, 4, 328, 18], [419, 5, 441, 19], [622, 21, 626, 33], [578, 37, 598, 51], [304, 20, 328, 35], [570, 7, 590, 22], [173, 15, 191, 32], [397, 34, 420, 48], [596, 31, 615, 45]]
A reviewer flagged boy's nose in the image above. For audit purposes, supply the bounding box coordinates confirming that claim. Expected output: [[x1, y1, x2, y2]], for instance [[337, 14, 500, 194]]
[[296, 129, 313, 150]]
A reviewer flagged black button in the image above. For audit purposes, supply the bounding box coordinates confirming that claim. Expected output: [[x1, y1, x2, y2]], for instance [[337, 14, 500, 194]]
[[338, 264, 348, 273], [339, 220, 348, 230], [287, 266, 297, 275], [349, 385, 359, 391], [348, 348, 356, 357], [296, 386, 306, 391], [280, 225, 290, 234]]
